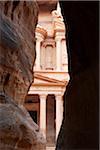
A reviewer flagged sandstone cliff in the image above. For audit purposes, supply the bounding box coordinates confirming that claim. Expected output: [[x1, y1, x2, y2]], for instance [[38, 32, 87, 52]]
[[0, 1, 46, 149]]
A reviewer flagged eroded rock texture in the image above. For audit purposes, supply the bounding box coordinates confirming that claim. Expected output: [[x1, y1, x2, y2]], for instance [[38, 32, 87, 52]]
[[0, 1, 46, 149], [56, 2, 99, 150]]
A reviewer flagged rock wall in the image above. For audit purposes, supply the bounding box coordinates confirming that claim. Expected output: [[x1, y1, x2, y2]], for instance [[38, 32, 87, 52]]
[[56, 2, 99, 150], [0, 1, 46, 149]]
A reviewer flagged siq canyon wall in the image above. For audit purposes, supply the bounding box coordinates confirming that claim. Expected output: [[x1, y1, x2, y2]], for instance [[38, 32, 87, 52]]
[[56, 2, 99, 150], [0, 1, 46, 150]]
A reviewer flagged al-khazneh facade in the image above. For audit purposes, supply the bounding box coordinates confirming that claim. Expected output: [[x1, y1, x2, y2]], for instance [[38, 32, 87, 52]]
[[24, 2, 69, 149]]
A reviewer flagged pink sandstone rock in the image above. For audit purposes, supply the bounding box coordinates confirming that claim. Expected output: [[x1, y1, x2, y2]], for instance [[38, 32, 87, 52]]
[[0, 1, 46, 149]]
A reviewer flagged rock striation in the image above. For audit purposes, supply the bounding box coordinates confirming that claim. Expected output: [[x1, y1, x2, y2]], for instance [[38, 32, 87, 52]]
[[0, 1, 46, 149]]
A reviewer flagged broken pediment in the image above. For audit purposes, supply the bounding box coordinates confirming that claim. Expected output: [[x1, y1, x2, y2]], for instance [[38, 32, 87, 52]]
[[33, 73, 66, 86]]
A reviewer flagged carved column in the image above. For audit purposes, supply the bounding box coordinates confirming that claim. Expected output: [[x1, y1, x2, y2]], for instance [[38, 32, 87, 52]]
[[55, 94, 63, 139], [35, 25, 47, 71], [40, 94, 47, 138], [56, 39, 61, 71], [35, 39, 41, 70]]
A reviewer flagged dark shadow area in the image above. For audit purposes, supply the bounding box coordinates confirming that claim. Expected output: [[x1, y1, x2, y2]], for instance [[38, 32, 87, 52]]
[[28, 110, 37, 124], [56, 1, 99, 150], [46, 94, 56, 147]]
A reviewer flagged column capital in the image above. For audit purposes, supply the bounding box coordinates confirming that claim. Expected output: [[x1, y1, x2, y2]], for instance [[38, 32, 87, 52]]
[[55, 94, 63, 100], [36, 37, 43, 43], [55, 37, 62, 42], [55, 31, 65, 41], [55, 93, 63, 97], [39, 94, 47, 99]]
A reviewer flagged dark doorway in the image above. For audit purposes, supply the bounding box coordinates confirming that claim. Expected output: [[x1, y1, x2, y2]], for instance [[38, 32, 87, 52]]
[[46, 94, 56, 147], [24, 94, 40, 125], [28, 110, 37, 124]]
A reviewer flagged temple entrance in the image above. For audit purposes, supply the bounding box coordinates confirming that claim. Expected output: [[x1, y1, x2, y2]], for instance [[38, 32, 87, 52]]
[[25, 94, 57, 148]]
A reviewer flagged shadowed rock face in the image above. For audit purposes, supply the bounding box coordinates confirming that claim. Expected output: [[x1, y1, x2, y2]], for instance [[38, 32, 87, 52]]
[[0, 1, 38, 103], [56, 2, 99, 150], [0, 1, 46, 149]]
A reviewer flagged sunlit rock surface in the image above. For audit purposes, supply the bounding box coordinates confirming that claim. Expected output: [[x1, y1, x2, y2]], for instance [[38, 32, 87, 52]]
[[0, 1, 46, 149]]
